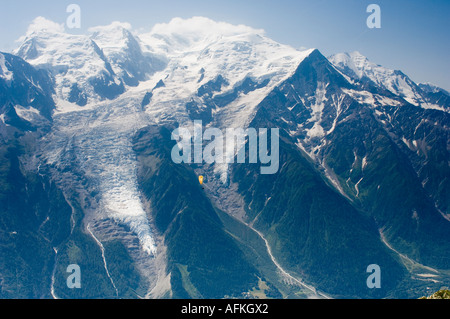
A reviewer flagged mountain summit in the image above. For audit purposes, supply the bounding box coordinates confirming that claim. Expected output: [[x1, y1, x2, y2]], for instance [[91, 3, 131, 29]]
[[329, 51, 449, 111]]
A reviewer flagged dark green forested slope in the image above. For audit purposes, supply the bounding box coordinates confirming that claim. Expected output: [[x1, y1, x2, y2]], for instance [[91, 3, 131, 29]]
[[133, 125, 260, 298]]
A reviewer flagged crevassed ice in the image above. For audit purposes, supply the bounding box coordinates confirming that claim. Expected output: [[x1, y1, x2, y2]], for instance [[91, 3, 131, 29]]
[[103, 185, 157, 255], [46, 95, 157, 256]]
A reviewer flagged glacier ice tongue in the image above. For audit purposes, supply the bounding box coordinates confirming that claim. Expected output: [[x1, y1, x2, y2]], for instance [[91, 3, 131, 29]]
[[42, 92, 158, 256]]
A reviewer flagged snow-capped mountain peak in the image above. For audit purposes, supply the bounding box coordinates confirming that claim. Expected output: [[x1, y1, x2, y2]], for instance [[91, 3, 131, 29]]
[[419, 82, 450, 95], [329, 51, 448, 111], [329, 51, 369, 79], [12, 16, 317, 117], [89, 21, 166, 87], [88, 21, 134, 53], [137, 17, 314, 129], [14, 17, 127, 109]]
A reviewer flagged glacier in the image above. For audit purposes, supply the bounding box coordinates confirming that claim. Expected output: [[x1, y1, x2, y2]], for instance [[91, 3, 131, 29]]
[[15, 16, 314, 262], [41, 90, 158, 255]]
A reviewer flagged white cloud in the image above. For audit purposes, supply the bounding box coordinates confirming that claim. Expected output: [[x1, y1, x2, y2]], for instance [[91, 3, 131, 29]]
[[138, 16, 266, 54], [150, 16, 264, 42], [88, 21, 132, 34], [26, 16, 65, 35], [15, 16, 65, 43]]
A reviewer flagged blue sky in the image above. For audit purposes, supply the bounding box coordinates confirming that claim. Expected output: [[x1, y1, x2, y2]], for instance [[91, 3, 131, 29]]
[[1, 0, 449, 90]]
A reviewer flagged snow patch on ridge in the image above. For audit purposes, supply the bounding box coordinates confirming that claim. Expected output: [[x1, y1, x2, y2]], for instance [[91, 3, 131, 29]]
[[329, 51, 448, 113], [0, 53, 13, 82]]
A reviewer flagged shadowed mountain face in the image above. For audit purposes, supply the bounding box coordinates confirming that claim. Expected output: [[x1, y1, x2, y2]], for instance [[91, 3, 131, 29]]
[[0, 52, 55, 128], [227, 49, 450, 297], [1, 17, 449, 299], [231, 131, 407, 298], [247, 49, 450, 271]]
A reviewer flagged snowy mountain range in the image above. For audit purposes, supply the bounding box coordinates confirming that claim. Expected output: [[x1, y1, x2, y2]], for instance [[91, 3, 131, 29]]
[[0, 16, 449, 299]]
